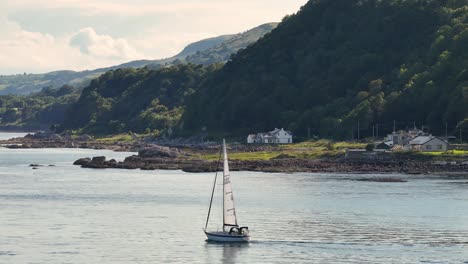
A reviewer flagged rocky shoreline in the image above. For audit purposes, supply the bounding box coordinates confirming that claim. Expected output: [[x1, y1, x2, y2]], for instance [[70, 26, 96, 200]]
[[72, 145, 468, 174], [74, 156, 468, 174], [2, 132, 467, 175], [0, 132, 138, 152]]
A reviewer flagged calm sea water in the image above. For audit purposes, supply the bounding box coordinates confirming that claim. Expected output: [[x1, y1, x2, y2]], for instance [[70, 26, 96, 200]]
[[0, 132, 29, 141], [0, 134, 467, 263]]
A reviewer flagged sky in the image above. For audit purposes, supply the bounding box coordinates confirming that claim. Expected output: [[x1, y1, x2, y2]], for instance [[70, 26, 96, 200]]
[[0, 0, 307, 75]]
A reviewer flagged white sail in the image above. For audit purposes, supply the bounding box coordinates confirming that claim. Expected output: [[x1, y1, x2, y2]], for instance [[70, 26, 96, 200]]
[[223, 139, 237, 228]]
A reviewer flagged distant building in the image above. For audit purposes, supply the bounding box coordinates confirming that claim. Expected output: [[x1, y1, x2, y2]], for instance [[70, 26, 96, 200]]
[[409, 136, 449, 152], [386, 128, 427, 146], [247, 128, 292, 144], [375, 141, 393, 150]]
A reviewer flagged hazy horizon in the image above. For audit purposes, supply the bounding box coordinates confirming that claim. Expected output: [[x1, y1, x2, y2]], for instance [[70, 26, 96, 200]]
[[0, 0, 307, 75]]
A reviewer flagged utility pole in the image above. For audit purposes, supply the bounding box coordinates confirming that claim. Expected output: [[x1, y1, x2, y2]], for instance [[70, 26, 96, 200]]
[[376, 124, 379, 139], [393, 120, 396, 133], [352, 125, 354, 141], [307, 127, 311, 139], [372, 125, 375, 138], [357, 121, 360, 140], [413, 121, 416, 130], [445, 122, 448, 138], [461, 128, 463, 143]]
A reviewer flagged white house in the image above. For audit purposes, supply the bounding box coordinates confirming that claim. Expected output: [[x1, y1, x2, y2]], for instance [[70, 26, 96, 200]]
[[386, 129, 427, 146], [409, 136, 449, 152], [247, 134, 256, 144], [247, 128, 293, 144]]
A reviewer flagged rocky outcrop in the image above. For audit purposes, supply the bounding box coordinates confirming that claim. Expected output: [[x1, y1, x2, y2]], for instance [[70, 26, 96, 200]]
[[0, 133, 138, 152], [92, 156, 106, 165], [138, 145, 181, 158], [72, 152, 468, 174], [73, 158, 92, 166]]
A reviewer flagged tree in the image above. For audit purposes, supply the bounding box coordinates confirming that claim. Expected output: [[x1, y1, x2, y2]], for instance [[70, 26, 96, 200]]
[[463, 86, 468, 100], [365, 143, 375, 152]]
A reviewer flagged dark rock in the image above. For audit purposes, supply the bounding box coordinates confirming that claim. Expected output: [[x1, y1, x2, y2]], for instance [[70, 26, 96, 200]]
[[5, 144, 26, 149], [356, 177, 408, 183], [30, 143, 44, 148], [139, 145, 179, 158], [91, 156, 106, 165], [76, 134, 93, 141], [121, 163, 139, 169], [29, 164, 41, 167], [124, 155, 143, 163], [26, 131, 60, 140], [271, 153, 295, 159], [73, 157, 91, 166]]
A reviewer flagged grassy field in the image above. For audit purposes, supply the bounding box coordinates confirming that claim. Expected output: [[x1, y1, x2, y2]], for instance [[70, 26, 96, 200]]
[[200, 151, 281, 161], [199, 140, 468, 161], [200, 140, 366, 161], [94, 133, 139, 143], [421, 150, 468, 156]]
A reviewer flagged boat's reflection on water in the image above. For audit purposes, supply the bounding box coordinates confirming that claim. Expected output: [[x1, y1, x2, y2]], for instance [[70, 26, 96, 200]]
[[204, 241, 250, 263]]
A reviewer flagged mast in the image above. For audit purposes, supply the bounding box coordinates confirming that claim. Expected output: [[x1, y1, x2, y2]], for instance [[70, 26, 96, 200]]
[[222, 140, 225, 228], [222, 139, 238, 231], [204, 146, 222, 230]]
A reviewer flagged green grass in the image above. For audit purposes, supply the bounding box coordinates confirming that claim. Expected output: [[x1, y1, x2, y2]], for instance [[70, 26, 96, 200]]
[[200, 151, 282, 161], [281, 139, 366, 150], [333, 141, 367, 149], [199, 140, 354, 161], [449, 150, 468, 155], [421, 150, 468, 156], [95, 133, 136, 143]]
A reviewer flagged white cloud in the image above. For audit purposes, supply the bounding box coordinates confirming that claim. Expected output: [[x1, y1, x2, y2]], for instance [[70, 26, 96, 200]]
[[0, 22, 143, 74], [0, 0, 308, 74], [70, 27, 141, 59]]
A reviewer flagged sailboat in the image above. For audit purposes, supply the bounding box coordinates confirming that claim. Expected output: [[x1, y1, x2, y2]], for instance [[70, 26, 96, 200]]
[[203, 139, 250, 243]]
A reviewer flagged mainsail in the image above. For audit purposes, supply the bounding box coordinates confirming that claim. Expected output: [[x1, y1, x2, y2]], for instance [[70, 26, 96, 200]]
[[222, 139, 237, 228]]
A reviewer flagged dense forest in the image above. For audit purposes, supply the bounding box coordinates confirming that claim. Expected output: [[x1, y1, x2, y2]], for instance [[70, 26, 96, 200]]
[[0, 85, 80, 131], [183, 0, 468, 139], [2, 0, 467, 141], [61, 64, 221, 135]]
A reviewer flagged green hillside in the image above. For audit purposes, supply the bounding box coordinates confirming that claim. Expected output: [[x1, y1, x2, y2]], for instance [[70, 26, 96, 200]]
[[181, 23, 279, 65], [12, 0, 467, 140], [183, 0, 468, 138], [0, 85, 80, 131], [62, 64, 220, 135], [173, 35, 235, 59]]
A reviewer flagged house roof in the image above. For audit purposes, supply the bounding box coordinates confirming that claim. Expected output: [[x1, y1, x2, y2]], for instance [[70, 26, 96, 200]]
[[410, 136, 448, 145], [424, 137, 449, 145], [383, 140, 393, 146], [268, 128, 292, 135], [409, 136, 433, 145], [251, 128, 292, 138]]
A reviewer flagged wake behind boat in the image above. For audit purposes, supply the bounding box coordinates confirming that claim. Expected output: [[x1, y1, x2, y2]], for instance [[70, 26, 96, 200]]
[[203, 139, 250, 243]]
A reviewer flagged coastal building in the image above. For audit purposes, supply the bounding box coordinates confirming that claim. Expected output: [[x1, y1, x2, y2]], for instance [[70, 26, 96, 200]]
[[409, 136, 449, 152], [386, 128, 427, 146], [247, 128, 292, 144], [375, 141, 393, 150]]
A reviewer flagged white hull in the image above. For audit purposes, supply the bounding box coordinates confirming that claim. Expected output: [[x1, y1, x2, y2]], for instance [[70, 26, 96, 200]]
[[205, 231, 250, 243]]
